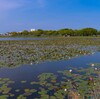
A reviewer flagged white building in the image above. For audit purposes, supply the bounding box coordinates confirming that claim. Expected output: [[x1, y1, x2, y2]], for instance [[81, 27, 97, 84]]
[[30, 29, 36, 32]]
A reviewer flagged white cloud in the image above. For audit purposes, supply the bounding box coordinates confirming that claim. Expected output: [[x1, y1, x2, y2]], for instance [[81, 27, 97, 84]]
[[0, 0, 22, 11], [0, 0, 24, 21], [0, 0, 46, 12], [0, 0, 46, 19]]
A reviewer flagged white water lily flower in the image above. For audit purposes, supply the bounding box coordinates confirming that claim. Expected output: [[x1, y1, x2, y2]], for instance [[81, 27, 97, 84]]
[[30, 62, 33, 65], [94, 68, 97, 70], [91, 64, 94, 67], [69, 69, 72, 73], [64, 88, 67, 91]]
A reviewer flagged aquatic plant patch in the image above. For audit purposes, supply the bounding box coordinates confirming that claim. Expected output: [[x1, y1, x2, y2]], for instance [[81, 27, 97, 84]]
[[0, 37, 100, 68], [0, 63, 99, 98]]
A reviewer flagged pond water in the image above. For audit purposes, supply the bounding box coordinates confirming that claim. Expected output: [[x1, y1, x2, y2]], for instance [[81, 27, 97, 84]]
[[0, 52, 100, 98], [0, 52, 100, 79], [0, 37, 47, 41]]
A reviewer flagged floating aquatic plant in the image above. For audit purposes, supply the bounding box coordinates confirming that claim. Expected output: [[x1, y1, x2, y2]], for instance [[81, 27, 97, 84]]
[[0, 37, 99, 67], [0, 37, 100, 98]]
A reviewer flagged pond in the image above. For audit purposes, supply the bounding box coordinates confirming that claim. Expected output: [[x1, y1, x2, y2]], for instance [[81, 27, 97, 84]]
[[0, 52, 100, 99], [0, 37, 100, 98]]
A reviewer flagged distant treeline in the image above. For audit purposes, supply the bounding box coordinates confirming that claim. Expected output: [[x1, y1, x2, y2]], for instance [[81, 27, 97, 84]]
[[7, 28, 100, 37]]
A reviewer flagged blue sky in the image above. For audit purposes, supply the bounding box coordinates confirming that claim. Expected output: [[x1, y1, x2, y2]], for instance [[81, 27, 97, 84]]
[[0, 0, 100, 33]]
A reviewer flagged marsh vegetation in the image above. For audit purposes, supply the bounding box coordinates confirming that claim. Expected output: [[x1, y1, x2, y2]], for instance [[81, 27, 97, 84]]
[[0, 37, 100, 98], [0, 37, 100, 68]]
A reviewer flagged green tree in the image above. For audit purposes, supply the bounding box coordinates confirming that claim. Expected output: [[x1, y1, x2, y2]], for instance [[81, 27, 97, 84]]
[[80, 28, 97, 36], [58, 28, 74, 36], [22, 30, 29, 35]]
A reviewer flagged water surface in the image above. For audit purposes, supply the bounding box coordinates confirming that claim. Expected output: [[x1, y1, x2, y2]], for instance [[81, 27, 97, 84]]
[[0, 52, 100, 79], [0, 52, 100, 98], [0, 37, 47, 41]]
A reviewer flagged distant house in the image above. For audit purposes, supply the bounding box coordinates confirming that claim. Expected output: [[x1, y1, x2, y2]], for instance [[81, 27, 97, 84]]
[[64, 34, 70, 37], [30, 29, 36, 32]]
